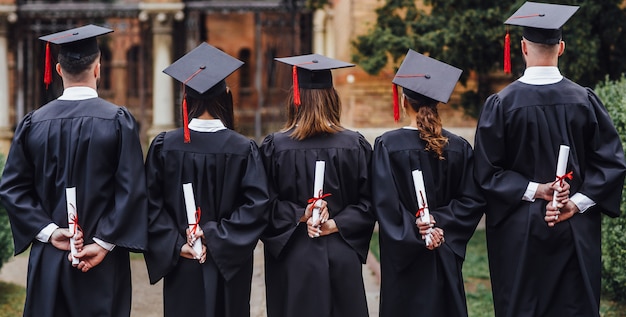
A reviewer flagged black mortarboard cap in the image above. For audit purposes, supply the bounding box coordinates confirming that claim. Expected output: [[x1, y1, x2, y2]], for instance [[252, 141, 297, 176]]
[[39, 24, 112, 89], [505, 2, 579, 45], [163, 42, 243, 98], [275, 54, 354, 106], [40, 24, 112, 59], [163, 42, 243, 143], [391, 50, 462, 122]]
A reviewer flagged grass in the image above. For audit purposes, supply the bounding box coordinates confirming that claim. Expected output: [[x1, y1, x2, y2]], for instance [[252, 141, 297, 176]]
[[0, 282, 24, 317], [370, 229, 626, 317]]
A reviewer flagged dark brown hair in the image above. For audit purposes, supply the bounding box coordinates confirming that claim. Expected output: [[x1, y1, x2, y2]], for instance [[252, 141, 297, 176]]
[[283, 87, 343, 140], [405, 94, 448, 160], [186, 88, 235, 130], [58, 51, 100, 82]]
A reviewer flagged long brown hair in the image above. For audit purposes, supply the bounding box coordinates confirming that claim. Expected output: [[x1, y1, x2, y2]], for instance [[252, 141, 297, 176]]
[[283, 87, 343, 140], [186, 88, 235, 130], [405, 94, 448, 160]]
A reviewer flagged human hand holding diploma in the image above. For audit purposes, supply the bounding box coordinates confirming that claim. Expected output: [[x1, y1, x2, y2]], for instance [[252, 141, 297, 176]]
[[412, 170, 434, 247], [545, 145, 574, 227], [307, 161, 332, 238], [182, 183, 206, 262]]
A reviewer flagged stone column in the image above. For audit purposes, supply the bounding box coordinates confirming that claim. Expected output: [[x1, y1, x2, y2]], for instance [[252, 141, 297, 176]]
[[139, 2, 185, 141], [0, 7, 17, 156], [312, 9, 326, 55]]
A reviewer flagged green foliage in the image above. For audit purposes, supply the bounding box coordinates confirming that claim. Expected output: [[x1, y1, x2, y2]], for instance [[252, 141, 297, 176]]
[[595, 75, 626, 303], [463, 228, 490, 280], [0, 282, 24, 317], [352, 0, 626, 118], [0, 155, 13, 272]]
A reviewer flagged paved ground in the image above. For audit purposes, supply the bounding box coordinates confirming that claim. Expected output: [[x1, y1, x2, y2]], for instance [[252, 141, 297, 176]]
[[0, 242, 381, 316]]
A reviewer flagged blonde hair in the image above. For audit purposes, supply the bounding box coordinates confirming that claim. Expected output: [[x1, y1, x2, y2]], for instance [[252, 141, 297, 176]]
[[283, 87, 344, 140]]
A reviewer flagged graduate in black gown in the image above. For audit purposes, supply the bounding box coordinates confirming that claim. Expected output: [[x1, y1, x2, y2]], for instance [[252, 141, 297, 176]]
[[143, 43, 269, 317], [0, 25, 148, 317], [474, 3, 626, 316], [372, 50, 485, 317], [261, 54, 375, 317]]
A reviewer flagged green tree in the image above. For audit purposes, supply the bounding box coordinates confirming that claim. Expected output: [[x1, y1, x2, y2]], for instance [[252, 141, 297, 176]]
[[595, 75, 626, 303], [353, 0, 626, 118], [0, 155, 13, 271]]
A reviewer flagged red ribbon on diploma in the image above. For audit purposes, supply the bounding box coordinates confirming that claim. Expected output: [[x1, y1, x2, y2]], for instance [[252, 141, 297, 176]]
[[68, 203, 82, 234], [552, 171, 574, 187], [308, 189, 332, 206], [415, 191, 429, 218], [188, 207, 202, 234]]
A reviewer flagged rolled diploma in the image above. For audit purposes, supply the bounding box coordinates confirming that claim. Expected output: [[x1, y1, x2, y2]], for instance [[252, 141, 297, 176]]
[[552, 145, 570, 207], [182, 183, 203, 257], [312, 161, 326, 225], [412, 170, 432, 246], [66, 187, 79, 265]]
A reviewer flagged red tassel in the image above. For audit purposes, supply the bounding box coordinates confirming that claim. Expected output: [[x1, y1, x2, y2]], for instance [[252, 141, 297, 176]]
[[292, 65, 301, 107], [182, 90, 190, 143], [504, 30, 511, 74], [392, 84, 400, 122], [44, 42, 52, 89]]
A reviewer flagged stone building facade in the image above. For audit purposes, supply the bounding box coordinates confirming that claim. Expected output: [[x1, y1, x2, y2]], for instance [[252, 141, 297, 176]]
[[0, 0, 474, 155]]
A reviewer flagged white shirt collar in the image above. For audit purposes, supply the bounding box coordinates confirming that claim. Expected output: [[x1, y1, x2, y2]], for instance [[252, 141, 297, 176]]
[[402, 126, 418, 130], [518, 66, 563, 85], [58, 87, 98, 100], [188, 118, 227, 132]]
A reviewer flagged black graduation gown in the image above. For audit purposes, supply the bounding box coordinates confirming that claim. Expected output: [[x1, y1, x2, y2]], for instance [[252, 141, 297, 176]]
[[372, 128, 485, 317], [474, 79, 626, 317], [0, 98, 148, 317], [144, 128, 269, 317], [260, 129, 375, 317]]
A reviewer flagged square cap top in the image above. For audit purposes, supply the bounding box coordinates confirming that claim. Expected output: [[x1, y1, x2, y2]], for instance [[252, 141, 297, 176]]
[[504, 2, 579, 44], [163, 42, 244, 98], [275, 54, 354, 89], [392, 49, 462, 104], [39, 24, 113, 59]]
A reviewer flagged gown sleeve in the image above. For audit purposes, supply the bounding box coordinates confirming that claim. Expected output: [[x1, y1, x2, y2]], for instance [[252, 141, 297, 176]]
[[331, 134, 375, 263], [94, 108, 148, 251], [144, 132, 184, 284], [0, 112, 52, 254], [576, 89, 626, 217], [259, 133, 304, 258], [473, 94, 532, 225], [202, 141, 270, 281], [428, 140, 485, 260]]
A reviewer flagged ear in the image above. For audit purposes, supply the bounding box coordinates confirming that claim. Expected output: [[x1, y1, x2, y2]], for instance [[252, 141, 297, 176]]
[[558, 41, 565, 56], [521, 39, 528, 56], [94, 62, 101, 78], [55, 63, 63, 77]]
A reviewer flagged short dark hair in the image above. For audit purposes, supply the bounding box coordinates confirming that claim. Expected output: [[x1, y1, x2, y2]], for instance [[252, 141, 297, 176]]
[[186, 88, 235, 130], [58, 51, 100, 76]]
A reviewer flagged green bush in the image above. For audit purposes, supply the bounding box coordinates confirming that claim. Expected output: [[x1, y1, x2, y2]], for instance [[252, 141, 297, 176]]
[[594, 75, 626, 302], [0, 155, 13, 271]]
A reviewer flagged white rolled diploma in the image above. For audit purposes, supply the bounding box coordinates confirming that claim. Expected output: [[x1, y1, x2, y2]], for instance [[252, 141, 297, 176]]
[[552, 145, 570, 208], [182, 183, 203, 258], [412, 170, 432, 246], [312, 161, 326, 225], [65, 187, 79, 265]]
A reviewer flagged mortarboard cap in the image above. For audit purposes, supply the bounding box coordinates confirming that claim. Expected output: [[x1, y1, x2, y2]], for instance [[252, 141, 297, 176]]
[[504, 1, 579, 45], [39, 24, 113, 89], [391, 49, 462, 121], [275, 54, 354, 106], [163, 42, 243, 98], [162, 42, 244, 143]]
